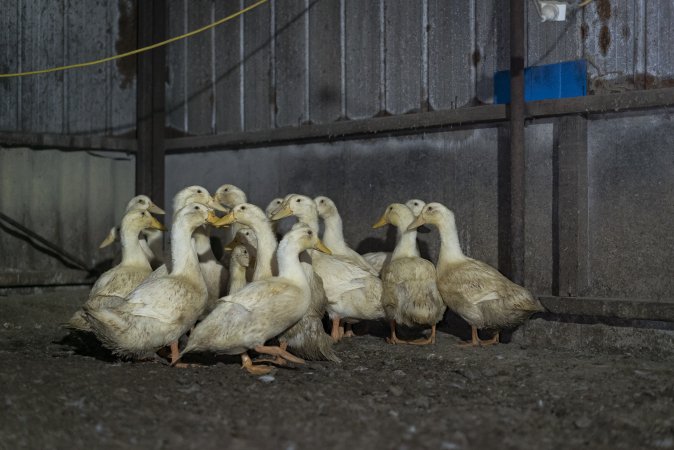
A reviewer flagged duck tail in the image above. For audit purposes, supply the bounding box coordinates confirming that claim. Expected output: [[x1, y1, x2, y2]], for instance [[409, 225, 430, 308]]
[[62, 310, 91, 332], [284, 317, 341, 363]]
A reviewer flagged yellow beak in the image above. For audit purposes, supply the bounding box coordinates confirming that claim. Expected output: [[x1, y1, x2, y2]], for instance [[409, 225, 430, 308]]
[[148, 203, 166, 215], [98, 227, 118, 248], [372, 213, 389, 229], [149, 216, 167, 231], [213, 211, 236, 227], [407, 215, 426, 231], [223, 234, 243, 251], [208, 196, 229, 212], [314, 239, 332, 255], [205, 210, 222, 225], [270, 204, 293, 221]]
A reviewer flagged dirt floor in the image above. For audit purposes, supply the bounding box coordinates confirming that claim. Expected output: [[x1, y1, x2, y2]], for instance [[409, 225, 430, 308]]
[[1, 288, 673, 450]]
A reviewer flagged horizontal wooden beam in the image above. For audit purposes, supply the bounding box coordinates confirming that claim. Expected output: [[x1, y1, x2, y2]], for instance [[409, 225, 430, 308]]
[[166, 87, 674, 153], [165, 104, 508, 152], [0, 132, 137, 153]]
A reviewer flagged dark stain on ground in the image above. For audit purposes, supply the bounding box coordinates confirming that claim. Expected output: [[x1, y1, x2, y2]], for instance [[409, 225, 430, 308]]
[[1, 291, 673, 449], [596, 0, 612, 21], [472, 49, 481, 66], [599, 25, 611, 56], [116, 0, 137, 89], [580, 23, 589, 41]]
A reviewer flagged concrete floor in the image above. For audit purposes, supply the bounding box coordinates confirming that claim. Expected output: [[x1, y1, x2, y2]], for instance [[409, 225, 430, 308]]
[[1, 289, 673, 449]]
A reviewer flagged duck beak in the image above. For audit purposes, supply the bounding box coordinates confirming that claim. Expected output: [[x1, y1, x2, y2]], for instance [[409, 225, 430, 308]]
[[372, 213, 389, 229], [314, 239, 332, 255], [223, 234, 243, 251], [206, 210, 221, 225], [148, 203, 165, 215], [149, 216, 167, 231], [213, 211, 236, 227], [270, 204, 293, 221], [208, 196, 229, 212], [407, 215, 426, 231], [98, 227, 118, 248]]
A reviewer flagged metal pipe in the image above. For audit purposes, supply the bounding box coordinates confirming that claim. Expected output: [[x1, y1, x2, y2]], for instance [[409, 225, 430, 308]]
[[509, 0, 526, 285]]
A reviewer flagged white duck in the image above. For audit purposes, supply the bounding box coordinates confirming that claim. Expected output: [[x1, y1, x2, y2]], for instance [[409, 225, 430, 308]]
[[84, 203, 220, 363], [215, 183, 248, 245], [177, 223, 332, 375], [68, 209, 166, 331], [99, 194, 165, 267], [227, 245, 250, 295], [314, 196, 378, 275], [216, 204, 338, 362], [271, 194, 384, 342], [373, 203, 445, 345], [363, 199, 426, 274], [151, 186, 228, 311], [408, 202, 544, 346]]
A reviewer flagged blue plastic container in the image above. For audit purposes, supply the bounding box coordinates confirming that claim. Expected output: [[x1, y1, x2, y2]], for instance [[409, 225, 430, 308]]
[[493, 59, 587, 104]]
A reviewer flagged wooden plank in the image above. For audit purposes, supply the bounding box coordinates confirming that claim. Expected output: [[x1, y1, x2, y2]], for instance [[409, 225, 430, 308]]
[[166, 0, 187, 133], [553, 115, 588, 297], [243, 0, 272, 131], [384, 0, 422, 115], [428, 0, 473, 110], [645, 1, 674, 87], [274, 0, 308, 128], [582, 0, 641, 93], [110, 0, 137, 136], [474, 0, 509, 103], [65, 0, 109, 134], [19, 0, 65, 133], [344, 0, 382, 119], [186, 0, 214, 135], [526, 0, 581, 67], [165, 104, 507, 151], [0, 132, 137, 152], [308, 0, 342, 124], [214, 0, 243, 133], [0, 1, 20, 130]]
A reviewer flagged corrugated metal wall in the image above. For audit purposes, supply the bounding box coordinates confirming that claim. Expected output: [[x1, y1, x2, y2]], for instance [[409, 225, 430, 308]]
[[0, 0, 137, 135], [0, 148, 135, 286], [165, 0, 674, 136]]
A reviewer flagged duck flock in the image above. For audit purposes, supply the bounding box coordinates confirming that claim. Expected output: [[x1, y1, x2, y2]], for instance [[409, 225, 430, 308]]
[[67, 184, 544, 375]]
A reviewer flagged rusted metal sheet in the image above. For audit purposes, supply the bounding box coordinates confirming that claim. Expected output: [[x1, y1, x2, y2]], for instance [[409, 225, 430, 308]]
[[0, 1, 19, 131], [526, 0, 582, 66], [274, 0, 309, 128], [384, 0, 422, 115], [0, 148, 134, 286], [214, 0, 244, 133], [186, 0, 214, 135], [243, 0, 272, 131], [308, 0, 342, 124], [110, 0, 138, 135], [166, 0, 187, 133], [344, 0, 382, 119]]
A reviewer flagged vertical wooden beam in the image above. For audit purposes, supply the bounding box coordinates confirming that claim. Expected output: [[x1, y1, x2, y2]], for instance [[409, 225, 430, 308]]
[[552, 114, 588, 297], [136, 0, 166, 208], [507, 0, 525, 284]]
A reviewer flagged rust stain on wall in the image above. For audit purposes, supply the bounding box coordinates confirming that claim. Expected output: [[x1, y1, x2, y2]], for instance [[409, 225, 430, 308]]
[[596, 0, 612, 21], [115, 0, 137, 89], [580, 23, 589, 41], [472, 49, 481, 66], [599, 25, 611, 56]]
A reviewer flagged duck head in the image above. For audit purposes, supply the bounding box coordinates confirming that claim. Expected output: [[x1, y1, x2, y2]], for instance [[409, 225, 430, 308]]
[[125, 195, 165, 215], [173, 186, 228, 213], [214, 184, 247, 209]]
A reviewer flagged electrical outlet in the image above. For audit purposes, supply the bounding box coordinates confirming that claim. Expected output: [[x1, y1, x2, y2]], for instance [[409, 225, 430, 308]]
[[538, 1, 567, 21]]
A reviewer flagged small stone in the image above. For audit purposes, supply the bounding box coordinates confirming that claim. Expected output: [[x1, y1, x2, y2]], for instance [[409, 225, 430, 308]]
[[258, 375, 275, 383], [574, 416, 592, 428], [389, 386, 403, 397], [393, 369, 406, 377], [654, 437, 673, 448]]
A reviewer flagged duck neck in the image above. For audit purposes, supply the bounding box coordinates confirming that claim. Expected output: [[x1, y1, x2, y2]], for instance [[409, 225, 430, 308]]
[[193, 226, 216, 262], [276, 240, 306, 286], [120, 226, 151, 269], [321, 212, 346, 250], [296, 210, 320, 235], [170, 221, 202, 277], [392, 227, 420, 260], [250, 220, 278, 281], [436, 215, 465, 265]]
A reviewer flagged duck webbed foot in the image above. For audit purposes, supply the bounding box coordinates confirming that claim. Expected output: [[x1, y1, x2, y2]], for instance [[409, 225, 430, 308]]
[[479, 331, 500, 346], [386, 320, 410, 345], [458, 326, 481, 348], [241, 352, 274, 375], [169, 340, 197, 368], [254, 345, 305, 365], [343, 322, 355, 338], [408, 325, 437, 346], [330, 317, 344, 342]]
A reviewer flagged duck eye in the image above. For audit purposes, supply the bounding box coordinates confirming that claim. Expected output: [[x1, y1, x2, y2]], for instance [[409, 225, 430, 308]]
[[414, 202, 418, 206], [307, 230, 312, 235], [427, 207, 433, 211], [296, 198, 301, 203], [224, 188, 229, 191], [194, 206, 199, 210], [241, 206, 246, 210]]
